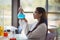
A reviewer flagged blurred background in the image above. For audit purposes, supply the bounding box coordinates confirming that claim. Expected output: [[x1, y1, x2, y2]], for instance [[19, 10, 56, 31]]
[[0, 0, 60, 40], [0, 0, 60, 27]]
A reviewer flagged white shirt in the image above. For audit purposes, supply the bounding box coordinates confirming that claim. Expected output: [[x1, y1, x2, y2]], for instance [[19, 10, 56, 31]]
[[29, 21, 38, 31], [25, 22, 47, 40]]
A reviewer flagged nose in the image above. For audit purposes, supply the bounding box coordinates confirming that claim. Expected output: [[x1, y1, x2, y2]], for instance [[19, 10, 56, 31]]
[[33, 13, 36, 15]]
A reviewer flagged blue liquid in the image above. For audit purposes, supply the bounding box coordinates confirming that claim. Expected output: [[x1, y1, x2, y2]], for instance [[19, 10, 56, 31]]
[[17, 13, 25, 19]]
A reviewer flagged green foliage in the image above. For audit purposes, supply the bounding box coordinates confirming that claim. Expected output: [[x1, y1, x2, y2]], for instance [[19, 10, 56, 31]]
[[57, 26, 60, 36], [0, 5, 11, 9]]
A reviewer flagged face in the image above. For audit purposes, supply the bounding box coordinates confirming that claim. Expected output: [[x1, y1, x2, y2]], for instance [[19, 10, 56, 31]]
[[33, 10, 42, 19]]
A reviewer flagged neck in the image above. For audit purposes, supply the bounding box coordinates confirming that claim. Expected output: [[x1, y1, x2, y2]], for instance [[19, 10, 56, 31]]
[[37, 18, 40, 22]]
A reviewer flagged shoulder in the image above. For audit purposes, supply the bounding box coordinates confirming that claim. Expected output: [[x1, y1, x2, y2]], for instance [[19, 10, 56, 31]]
[[38, 23, 47, 28], [40, 23, 46, 26]]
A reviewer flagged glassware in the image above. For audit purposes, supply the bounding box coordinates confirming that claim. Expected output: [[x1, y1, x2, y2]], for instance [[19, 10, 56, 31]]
[[0, 25, 4, 37]]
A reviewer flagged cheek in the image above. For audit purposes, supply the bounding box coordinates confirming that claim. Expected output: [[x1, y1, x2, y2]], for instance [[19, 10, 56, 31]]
[[33, 14, 38, 19]]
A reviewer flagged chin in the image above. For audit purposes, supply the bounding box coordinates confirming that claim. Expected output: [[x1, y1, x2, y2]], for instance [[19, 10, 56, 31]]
[[33, 17, 37, 19]]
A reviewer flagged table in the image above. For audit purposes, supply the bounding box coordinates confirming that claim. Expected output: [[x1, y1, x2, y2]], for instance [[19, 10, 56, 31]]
[[0, 25, 58, 40], [0, 34, 41, 40]]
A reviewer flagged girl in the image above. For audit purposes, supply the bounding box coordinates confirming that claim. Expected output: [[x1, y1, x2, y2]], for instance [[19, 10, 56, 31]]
[[24, 7, 47, 40]]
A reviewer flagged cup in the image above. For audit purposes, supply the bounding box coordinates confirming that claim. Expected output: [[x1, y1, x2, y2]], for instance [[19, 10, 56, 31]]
[[10, 38, 16, 40], [4, 32, 8, 37]]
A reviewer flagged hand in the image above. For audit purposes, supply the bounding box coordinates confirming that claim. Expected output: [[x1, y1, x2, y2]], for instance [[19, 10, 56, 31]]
[[24, 18, 28, 22], [18, 7, 24, 13]]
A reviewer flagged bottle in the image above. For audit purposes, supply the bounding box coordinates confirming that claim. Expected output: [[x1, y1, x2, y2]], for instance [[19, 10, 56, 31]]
[[9, 29, 16, 40], [0, 25, 4, 37], [4, 32, 9, 40], [17, 12, 25, 19]]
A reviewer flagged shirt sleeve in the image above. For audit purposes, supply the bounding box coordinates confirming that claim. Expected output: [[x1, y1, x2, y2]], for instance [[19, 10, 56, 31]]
[[24, 24, 31, 35], [27, 23, 47, 39]]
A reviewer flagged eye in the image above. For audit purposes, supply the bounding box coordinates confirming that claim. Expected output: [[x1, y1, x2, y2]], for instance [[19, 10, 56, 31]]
[[35, 11, 38, 13]]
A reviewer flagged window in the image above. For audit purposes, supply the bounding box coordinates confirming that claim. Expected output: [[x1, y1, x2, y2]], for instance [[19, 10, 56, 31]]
[[20, 0, 60, 39], [48, 13, 60, 26], [20, 0, 46, 12], [20, 0, 60, 28], [0, 0, 12, 26], [48, 0, 60, 27], [20, 0, 46, 24], [48, 0, 60, 12]]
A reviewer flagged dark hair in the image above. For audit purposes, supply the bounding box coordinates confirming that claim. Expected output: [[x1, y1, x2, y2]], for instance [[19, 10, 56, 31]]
[[32, 7, 47, 31], [36, 7, 47, 25], [27, 7, 47, 35]]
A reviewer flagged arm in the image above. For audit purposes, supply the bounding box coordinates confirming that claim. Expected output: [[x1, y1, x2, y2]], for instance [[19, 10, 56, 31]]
[[24, 24, 30, 35], [27, 23, 47, 39]]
